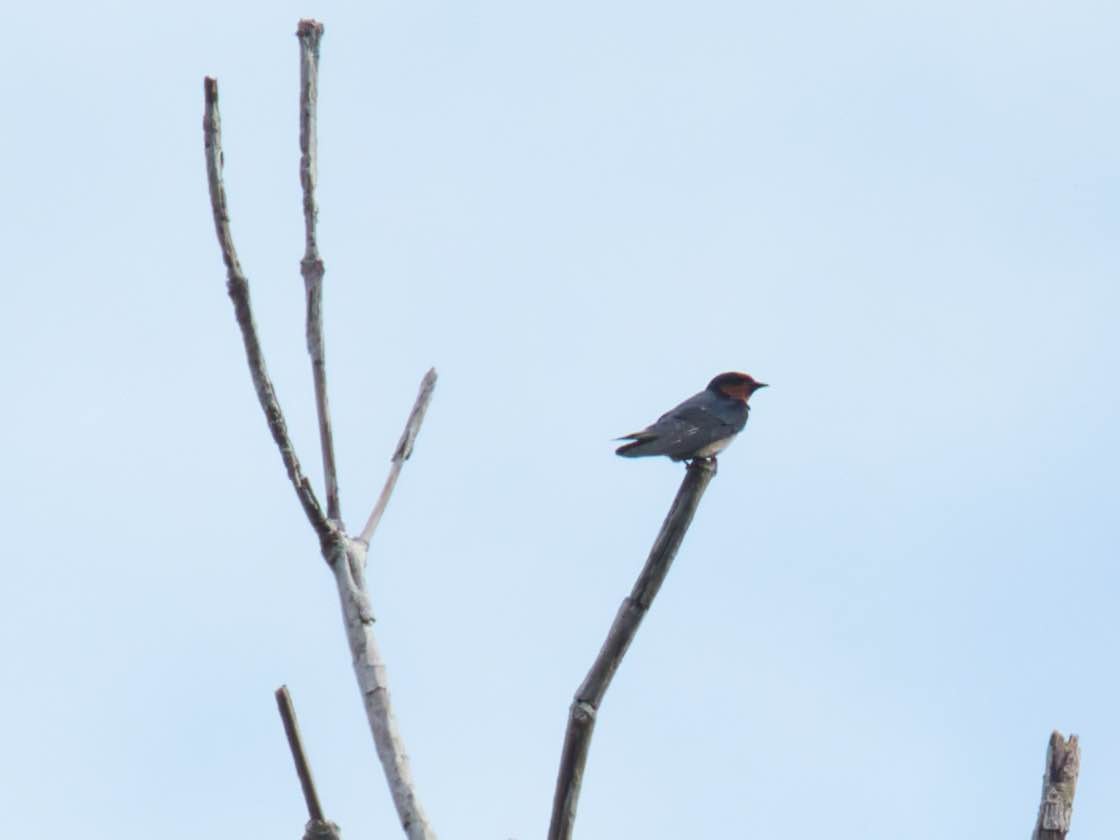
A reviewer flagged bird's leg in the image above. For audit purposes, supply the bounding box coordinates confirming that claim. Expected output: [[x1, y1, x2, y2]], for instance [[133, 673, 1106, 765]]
[[688, 455, 718, 475]]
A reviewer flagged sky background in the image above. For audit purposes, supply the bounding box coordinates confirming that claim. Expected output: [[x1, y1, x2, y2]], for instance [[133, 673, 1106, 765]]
[[2, 1, 1118, 838]]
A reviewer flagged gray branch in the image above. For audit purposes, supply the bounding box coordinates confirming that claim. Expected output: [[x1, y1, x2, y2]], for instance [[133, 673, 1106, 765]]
[[334, 368, 439, 839], [296, 20, 341, 525], [547, 458, 718, 840], [334, 539, 436, 840], [358, 368, 438, 547], [202, 76, 333, 548], [1032, 731, 1080, 840]]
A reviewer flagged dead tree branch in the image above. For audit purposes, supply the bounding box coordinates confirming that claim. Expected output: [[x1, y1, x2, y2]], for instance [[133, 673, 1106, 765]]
[[203, 20, 438, 839], [1032, 731, 1080, 840], [276, 685, 342, 840], [359, 368, 438, 547], [202, 76, 333, 549], [329, 371, 441, 839], [547, 458, 718, 840], [297, 20, 341, 524], [335, 537, 434, 839]]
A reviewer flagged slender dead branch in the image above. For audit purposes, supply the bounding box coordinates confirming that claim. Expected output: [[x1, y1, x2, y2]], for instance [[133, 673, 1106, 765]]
[[296, 20, 341, 524], [1032, 731, 1080, 840], [273, 689, 338, 840], [358, 368, 439, 546], [202, 76, 333, 548], [548, 459, 718, 840], [276, 686, 342, 840], [275, 685, 327, 823]]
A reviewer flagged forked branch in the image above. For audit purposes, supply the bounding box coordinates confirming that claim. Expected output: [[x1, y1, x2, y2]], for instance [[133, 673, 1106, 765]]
[[548, 458, 718, 840], [203, 21, 438, 838]]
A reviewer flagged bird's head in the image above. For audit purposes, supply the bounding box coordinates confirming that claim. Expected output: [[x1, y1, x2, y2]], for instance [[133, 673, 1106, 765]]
[[708, 371, 768, 402]]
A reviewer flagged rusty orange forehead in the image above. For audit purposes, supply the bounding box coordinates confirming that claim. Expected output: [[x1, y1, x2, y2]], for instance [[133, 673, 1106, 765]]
[[708, 372, 767, 401], [717, 380, 750, 400]]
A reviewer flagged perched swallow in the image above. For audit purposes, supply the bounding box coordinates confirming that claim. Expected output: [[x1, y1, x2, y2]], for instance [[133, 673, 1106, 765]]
[[615, 372, 768, 461]]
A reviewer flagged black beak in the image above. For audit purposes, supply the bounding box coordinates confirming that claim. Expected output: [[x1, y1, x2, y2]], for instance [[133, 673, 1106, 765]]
[[754, 382, 769, 390]]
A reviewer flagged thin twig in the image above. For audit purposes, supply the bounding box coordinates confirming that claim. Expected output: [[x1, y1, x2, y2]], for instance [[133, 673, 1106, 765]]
[[358, 368, 439, 546], [203, 76, 333, 547], [275, 685, 326, 822], [1032, 731, 1080, 840], [547, 459, 718, 840], [296, 20, 341, 524]]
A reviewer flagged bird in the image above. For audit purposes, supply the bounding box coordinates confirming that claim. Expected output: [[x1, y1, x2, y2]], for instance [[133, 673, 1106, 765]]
[[615, 372, 768, 462]]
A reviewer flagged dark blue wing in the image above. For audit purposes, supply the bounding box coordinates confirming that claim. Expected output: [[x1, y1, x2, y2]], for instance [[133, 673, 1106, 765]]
[[617, 393, 748, 460]]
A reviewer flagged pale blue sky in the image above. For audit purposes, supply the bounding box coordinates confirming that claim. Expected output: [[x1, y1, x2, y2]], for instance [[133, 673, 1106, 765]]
[[2, 2, 1117, 838]]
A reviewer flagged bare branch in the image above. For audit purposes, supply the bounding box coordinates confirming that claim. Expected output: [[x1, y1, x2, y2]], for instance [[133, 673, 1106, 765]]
[[358, 368, 439, 546], [335, 367, 438, 836], [1033, 731, 1080, 840], [206, 29, 438, 839], [335, 539, 437, 840], [548, 459, 718, 840], [275, 685, 327, 823], [277, 683, 344, 840], [296, 20, 342, 524], [202, 77, 333, 547]]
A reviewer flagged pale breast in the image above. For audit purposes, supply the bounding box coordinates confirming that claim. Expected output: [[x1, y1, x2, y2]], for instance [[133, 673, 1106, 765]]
[[692, 435, 736, 457]]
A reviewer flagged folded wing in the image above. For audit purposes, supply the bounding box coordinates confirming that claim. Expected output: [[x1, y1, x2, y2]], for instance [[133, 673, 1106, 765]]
[[616, 399, 744, 460]]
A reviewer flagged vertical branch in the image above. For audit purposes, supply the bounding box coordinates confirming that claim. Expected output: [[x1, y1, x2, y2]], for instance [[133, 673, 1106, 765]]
[[548, 459, 718, 840], [297, 19, 341, 524], [205, 25, 440, 838], [1032, 731, 1080, 840]]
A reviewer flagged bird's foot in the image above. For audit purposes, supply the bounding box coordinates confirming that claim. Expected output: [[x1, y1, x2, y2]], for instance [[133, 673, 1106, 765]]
[[687, 455, 718, 475]]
